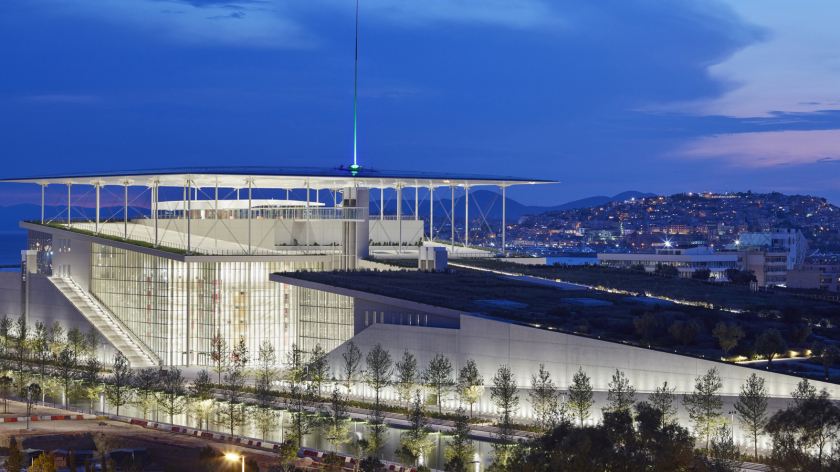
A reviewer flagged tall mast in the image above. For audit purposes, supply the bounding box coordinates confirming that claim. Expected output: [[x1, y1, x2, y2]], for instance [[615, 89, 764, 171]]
[[353, 0, 359, 168]]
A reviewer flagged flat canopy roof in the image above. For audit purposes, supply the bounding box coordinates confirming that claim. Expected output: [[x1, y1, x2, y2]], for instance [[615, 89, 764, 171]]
[[0, 165, 556, 189]]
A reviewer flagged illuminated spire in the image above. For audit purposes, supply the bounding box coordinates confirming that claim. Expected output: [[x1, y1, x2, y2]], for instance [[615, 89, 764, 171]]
[[351, 0, 360, 172]]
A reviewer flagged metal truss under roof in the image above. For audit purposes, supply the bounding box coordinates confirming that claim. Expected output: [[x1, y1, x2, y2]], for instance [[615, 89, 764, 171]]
[[1, 165, 556, 189]]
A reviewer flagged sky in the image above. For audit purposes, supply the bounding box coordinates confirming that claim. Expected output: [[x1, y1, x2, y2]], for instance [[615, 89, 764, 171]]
[[1, 0, 839, 206]]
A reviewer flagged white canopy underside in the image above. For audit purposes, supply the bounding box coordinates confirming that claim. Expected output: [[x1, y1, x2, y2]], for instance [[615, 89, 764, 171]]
[[158, 199, 325, 211]]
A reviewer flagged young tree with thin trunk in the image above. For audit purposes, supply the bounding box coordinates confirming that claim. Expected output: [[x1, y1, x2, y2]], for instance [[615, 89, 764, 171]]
[[12, 315, 30, 396], [424, 353, 455, 414], [3, 435, 24, 472], [218, 365, 248, 436], [287, 381, 318, 448], [323, 385, 351, 451], [131, 367, 161, 420], [568, 367, 594, 426], [104, 351, 133, 416], [158, 368, 187, 424], [54, 347, 77, 409], [210, 330, 229, 384], [283, 343, 307, 392], [683, 367, 726, 449], [188, 369, 215, 430], [48, 321, 65, 356], [648, 381, 677, 427], [0, 376, 12, 414], [32, 321, 51, 385], [456, 359, 484, 419], [490, 365, 519, 467], [364, 344, 393, 406], [394, 349, 419, 413], [396, 390, 433, 468], [66, 325, 86, 364], [341, 340, 363, 396], [529, 363, 562, 431], [754, 328, 788, 369], [309, 343, 330, 396], [444, 406, 475, 472], [252, 341, 280, 439], [84, 328, 104, 360], [734, 373, 768, 459], [365, 403, 390, 460], [80, 356, 103, 414], [603, 369, 636, 415]]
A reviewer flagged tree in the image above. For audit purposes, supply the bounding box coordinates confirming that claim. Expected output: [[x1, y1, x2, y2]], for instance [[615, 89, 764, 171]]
[[29, 452, 58, 472], [48, 321, 65, 356], [4, 436, 24, 472], [754, 328, 788, 368], [218, 365, 248, 436], [633, 313, 660, 346], [364, 344, 393, 406], [158, 367, 187, 424], [309, 344, 330, 396], [424, 353, 455, 414], [323, 385, 351, 451], [230, 335, 251, 378], [66, 325, 87, 363], [704, 425, 743, 472], [11, 315, 30, 396], [54, 347, 78, 409], [692, 268, 711, 280], [276, 439, 298, 472], [84, 327, 104, 360], [788, 324, 812, 347], [32, 321, 51, 387], [683, 367, 725, 449], [444, 406, 475, 472], [341, 340, 363, 396], [734, 373, 768, 459], [490, 365, 519, 467], [287, 382, 318, 448], [567, 367, 594, 426], [529, 364, 562, 431], [725, 268, 756, 285], [283, 343, 307, 390], [80, 356, 103, 414], [766, 385, 840, 470], [252, 341, 280, 440], [365, 402, 390, 459], [210, 330, 229, 384], [603, 369, 636, 415], [397, 390, 433, 468], [131, 367, 161, 420], [648, 381, 677, 426], [188, 369, 215, 430], [456, 359, 484, 419], [668, 319, 704, 347], [394, 349, 419, 413], [811, 342, 840, 379], [104, 351, 133, 416], [0, 376, 12, 414], [712, 321, 745, 357]]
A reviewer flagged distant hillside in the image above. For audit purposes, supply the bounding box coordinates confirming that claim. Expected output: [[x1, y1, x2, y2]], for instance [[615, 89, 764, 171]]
[[0, 190, 656, 231]]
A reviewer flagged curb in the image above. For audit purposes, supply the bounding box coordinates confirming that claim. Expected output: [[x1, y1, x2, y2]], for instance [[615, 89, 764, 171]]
[[1, 414, 97, 423]]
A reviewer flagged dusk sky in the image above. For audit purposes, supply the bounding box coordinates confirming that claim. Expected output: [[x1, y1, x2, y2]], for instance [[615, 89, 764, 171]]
[[2, 0, 839, 206]]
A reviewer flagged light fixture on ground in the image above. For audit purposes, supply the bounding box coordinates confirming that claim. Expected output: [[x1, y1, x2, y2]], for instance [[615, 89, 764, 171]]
[[225, 453, 245, 472]]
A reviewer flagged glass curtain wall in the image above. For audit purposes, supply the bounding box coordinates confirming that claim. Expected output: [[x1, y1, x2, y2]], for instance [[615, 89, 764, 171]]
[[27, 230, 53, 276], [291, 286, 355, 354], [91, 242, 323, 366]]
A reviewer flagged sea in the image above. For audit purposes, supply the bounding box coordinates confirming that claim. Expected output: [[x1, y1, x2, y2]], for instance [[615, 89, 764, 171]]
[[0, 231, 25, 272]]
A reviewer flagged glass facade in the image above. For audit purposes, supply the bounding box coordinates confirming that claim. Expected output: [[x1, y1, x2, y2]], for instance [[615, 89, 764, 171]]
[[291, 286, 355, 354], [27, 230, 53, 276], [89, 243, 326, 366]]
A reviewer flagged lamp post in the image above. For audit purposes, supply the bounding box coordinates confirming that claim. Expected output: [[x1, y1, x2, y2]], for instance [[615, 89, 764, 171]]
[[225, 453, 245, 472]]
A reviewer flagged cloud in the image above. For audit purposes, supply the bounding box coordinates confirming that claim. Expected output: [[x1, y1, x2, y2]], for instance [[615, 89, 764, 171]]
[[207, 11, 244, 20], [679, 129, 840, 168]]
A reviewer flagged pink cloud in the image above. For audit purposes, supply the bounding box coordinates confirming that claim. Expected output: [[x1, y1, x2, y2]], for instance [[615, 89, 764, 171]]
[[679, 129, 840, 168]]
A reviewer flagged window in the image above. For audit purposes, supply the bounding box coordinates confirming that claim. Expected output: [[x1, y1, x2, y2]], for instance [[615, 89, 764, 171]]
[[365, 311, 369, 326]]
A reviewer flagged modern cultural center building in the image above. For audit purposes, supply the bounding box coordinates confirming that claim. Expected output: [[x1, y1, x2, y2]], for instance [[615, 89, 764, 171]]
[[0, 166, 541, 368]]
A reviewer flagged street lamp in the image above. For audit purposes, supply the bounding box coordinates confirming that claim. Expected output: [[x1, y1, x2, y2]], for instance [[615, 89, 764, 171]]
[[225, 453, 244, 472]]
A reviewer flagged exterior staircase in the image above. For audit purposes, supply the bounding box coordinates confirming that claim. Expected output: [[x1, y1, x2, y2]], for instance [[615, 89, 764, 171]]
[[49, 277, 160, 368]]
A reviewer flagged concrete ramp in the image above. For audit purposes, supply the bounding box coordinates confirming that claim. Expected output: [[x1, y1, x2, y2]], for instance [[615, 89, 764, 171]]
[[48, 277, 159, 368]]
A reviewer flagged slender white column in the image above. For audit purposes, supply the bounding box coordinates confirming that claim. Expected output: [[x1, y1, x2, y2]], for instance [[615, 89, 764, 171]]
[[502, 184, 506, 254], [40, 184, 45, 224], [450, 185, 455, 251], [214, 181, 218, 247], [153, 182, 158, 246], [415, 186, 418, 221], [465, 185, 469, 247], [380, 188, 384, 219], [96, 183, 100, 234], [67, 184, 71, 227], [306, 180, 310, 252], [187, 179, 192, 254], [124, 182, 128, 240], [248, 180, 252, 255], [429, 186, 434, 241], [316, 188, 319, 204]]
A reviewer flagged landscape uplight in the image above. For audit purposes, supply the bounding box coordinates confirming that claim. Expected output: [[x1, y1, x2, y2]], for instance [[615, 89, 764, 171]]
[[225, 453, 245, 472]]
